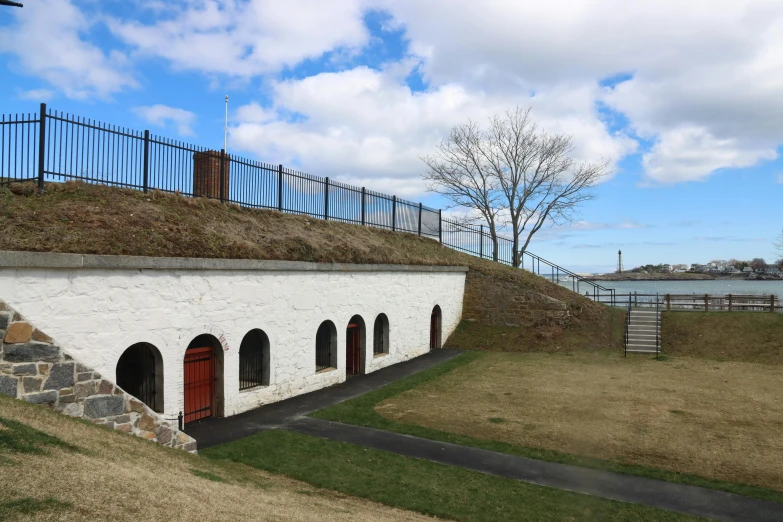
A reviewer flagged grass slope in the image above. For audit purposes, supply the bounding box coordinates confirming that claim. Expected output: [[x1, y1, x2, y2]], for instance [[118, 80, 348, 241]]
[[205, 430, 703, 522], [662, 311, 783, 364], [313, 351, 783, 504], [445, 305, 626, 352], [0, 395, 439, 522], [0, 182, 604, 320]]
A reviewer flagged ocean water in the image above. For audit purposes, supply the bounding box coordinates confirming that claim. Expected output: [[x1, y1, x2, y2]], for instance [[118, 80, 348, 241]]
[[551, 277, 783, 297]]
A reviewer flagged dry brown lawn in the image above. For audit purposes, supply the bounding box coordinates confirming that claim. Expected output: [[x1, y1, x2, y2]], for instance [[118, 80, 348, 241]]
[[0, 396, 438, 522], [376, 352, 783, 492]]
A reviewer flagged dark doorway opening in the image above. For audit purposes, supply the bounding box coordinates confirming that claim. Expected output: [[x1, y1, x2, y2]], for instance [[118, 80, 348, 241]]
[[346, 315, 366, 376], [116, 342, 163, 413], [430, 305, 442, 350]]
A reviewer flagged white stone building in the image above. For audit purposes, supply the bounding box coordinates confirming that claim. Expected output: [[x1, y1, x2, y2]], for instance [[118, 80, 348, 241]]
[[0, 252, 466, 424]]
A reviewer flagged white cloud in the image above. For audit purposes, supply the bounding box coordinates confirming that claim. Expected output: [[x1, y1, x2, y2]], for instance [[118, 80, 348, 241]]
[[228, 66, 635, 196], [109, 0, 371, 77], [133, 105, 197, 136], [0, 0, 136, 99], [641, 126, 777, 184], [777, 174, 783, 184], [18, 89, 55, 102]]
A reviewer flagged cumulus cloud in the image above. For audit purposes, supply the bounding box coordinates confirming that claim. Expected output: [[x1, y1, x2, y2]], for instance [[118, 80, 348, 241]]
[[133, 105, 197, 136], [229, 66, 635, 196], [18, 89, 55, 102], [109, 0, 371, 77], [0, 0, 136, 99]]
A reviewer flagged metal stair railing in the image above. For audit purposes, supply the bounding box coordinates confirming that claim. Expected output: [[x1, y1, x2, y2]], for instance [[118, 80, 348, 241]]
[[520, 250, 617, 304], [624, 294, 632, 357]]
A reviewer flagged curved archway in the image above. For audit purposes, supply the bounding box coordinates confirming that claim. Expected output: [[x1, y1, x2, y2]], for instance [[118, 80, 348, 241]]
[[183, 334, 225, 424], [116, 342, 163, 413], [239, 329, 270, 390], [346, 315, 366, 376], [373, 313, 390, 356], [430, 305, 442, 350], [315, 321, 337, 372]]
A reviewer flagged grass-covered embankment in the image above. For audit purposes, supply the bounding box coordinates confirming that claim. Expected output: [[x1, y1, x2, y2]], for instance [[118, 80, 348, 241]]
[[445, 305, 626, 352], [662, 311, 783, 364], [0, 395, 436, 522], [0, 181, 610, 324]]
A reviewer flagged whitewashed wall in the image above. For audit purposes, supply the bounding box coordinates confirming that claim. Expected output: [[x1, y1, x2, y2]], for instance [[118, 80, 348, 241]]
[[0, 253, 466, 419]]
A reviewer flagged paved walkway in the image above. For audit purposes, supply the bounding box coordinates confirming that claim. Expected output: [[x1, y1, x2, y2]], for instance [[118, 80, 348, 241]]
[[185, 349, 463, 448], [185, 349, 783, 522]]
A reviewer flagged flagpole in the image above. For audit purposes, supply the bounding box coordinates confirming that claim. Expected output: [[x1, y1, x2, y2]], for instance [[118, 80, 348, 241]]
[[224, 95, 228, 154]]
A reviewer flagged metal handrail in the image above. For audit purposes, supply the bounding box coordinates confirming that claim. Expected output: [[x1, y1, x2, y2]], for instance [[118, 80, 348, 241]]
[[520, 250, 616, 304], [655, 293, 660, 358], [624, 294, 632, 357]]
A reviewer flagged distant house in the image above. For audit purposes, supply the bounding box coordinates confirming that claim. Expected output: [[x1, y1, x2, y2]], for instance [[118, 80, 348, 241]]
[[674, 268, 687, 273], [742, 266, 754, 273]]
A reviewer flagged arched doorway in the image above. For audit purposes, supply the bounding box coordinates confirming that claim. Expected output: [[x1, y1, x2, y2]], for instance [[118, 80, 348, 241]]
[[183, 334, 224, 424], [116, 342, 163, 413], [373, 313, 389, 356], [346, 315, 366, 376], [315, 321, 337, 372], [430, 305, 442, 350]]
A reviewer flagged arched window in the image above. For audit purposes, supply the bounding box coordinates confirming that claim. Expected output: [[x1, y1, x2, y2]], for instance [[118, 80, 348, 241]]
[[373, 314, 389, 356], [239, 329, 270, 390], [430, 305, 442, 350], [116, 342, 163, 413], [315, 321, 337, 372]]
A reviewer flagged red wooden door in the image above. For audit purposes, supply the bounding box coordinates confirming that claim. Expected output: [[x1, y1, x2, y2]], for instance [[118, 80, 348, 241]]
[[430, 311, 439, 350], [346, 324, 360, 375], [183, 346, 215, 424]]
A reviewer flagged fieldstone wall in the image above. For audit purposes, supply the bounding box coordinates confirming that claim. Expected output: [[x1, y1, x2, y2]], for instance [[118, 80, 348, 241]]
[[0, 299, 197, 453], [463, 270, 569, 327]]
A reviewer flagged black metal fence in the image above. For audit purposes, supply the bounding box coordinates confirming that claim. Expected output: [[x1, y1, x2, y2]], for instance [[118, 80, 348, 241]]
[[1, 103, 614, 300]]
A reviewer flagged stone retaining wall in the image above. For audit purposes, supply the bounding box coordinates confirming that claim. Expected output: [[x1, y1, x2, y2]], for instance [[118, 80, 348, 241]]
[[462, 270, 569, 327], [0, 299, 197, 453]]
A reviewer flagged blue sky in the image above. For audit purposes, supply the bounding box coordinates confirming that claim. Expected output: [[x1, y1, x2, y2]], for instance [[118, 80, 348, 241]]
[[1, 1, 782, 273]]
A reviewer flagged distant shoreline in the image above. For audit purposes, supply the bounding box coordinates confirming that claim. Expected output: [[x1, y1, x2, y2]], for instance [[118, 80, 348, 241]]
[[586, 273, 782, 282]]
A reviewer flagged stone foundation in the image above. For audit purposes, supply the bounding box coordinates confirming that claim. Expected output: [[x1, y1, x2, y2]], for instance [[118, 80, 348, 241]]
[[462, 270, 569, 327], [0, 299, 197, 453]]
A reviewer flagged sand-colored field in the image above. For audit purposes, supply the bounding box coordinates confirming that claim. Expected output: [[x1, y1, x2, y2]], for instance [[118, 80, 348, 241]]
[[376, 352, 783, 491]]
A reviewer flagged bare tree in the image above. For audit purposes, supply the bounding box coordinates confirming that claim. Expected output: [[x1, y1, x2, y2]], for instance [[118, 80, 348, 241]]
[[423, 107, 610, 267], [776, 230, 783, 257], [750, 257, 767, 270], [422, 122, 504, 260]]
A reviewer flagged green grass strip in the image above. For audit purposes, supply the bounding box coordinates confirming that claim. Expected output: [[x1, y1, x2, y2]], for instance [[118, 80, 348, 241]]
[[0, 497, 72, 518], [0, 416, 79, 455], [205, 429, 703, 522], [312, 350, 783, 505]]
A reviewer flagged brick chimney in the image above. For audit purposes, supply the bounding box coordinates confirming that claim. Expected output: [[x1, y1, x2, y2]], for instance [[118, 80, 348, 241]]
[[193, 150, 229, 199]]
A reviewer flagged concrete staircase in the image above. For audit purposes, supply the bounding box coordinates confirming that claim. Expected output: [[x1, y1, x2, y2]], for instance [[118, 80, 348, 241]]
[[625, 308, 661, 354]]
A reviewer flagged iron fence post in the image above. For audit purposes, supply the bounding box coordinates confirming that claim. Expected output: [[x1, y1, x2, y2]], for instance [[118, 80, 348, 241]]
[[178, 411, 183, 431], [438, 209, 442, 243], [37, 102, 46, 193], [418, 202, 422, 236], [361, 187, 366, 226], [219, 148, 226, 202], [479, 225, 484, 258], [277, 164, 283, 211], [142, 130, 150, 193], [324, 177, 329, 220], [392, 195, 396, 231]]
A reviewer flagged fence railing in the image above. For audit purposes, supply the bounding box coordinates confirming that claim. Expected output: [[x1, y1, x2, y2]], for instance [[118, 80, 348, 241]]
[[596, 293, 782, 313], [0, 103, 614, 299]]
